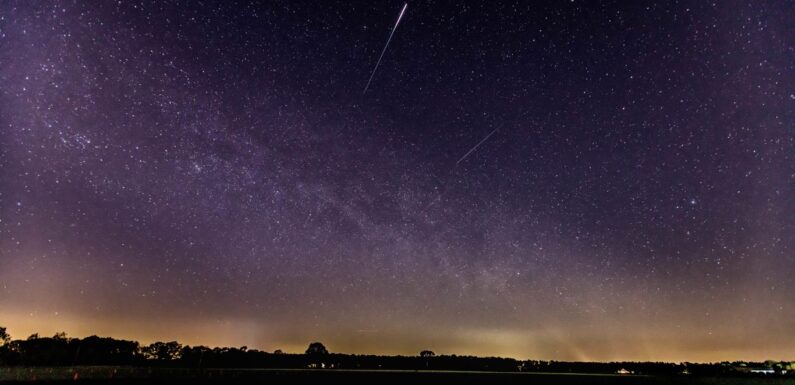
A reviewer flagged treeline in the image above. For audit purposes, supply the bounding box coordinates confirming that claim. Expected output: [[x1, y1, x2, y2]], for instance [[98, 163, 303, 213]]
[[0, 327, 791, 376]]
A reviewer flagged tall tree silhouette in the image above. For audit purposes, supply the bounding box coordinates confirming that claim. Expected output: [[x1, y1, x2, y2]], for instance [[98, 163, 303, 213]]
[[305, 342, 328, 356], [0, 327, 9, 365], [305, 342, 329, 368]]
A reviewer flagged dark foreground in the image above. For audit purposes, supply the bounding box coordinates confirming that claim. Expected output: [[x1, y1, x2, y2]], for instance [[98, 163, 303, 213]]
[[2, 368, 795, 385]]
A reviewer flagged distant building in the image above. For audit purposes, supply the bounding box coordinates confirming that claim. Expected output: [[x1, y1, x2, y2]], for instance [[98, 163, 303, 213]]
[[616, 368, 633, 375]]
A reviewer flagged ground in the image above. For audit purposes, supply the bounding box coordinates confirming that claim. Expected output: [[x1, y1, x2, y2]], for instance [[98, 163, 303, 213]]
[[1, 367, 795, 385]]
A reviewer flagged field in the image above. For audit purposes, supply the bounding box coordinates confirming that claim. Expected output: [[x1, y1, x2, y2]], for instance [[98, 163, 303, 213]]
[[1, 367, 795, 385]]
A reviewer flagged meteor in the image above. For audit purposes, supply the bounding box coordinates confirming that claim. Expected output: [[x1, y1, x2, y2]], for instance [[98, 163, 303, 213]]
[[456, 126, 499, 166], [363, 3, 408, 94]]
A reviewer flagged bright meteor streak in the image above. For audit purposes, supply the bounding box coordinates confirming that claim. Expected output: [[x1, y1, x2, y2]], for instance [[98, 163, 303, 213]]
[[363, 3, 408, 94]]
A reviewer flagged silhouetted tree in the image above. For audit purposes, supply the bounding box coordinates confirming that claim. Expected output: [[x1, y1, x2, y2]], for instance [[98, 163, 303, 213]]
[[273, 349, 284, 355], [180, 345, 212, 367], [12, 334, 72, 365], [305, 342, 329, 368], [0, 327, 9, 345], [420, 350, 435, 357], [0, 327, 10, 366], [305, 342, 328, 356], [143, 341, 183, 360], [53, 332, 68, 340], [73, 336, 141, 365]]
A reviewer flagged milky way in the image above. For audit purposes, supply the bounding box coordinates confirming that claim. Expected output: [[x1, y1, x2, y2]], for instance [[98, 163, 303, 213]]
[[1, 1, 793, 362]]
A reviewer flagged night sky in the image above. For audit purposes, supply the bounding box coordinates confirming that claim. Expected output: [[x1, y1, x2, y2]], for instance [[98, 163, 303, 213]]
[[1, 0, 793, 362]]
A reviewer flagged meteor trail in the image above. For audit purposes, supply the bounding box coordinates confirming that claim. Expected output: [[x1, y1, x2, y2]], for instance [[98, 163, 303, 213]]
[[363, 3, 408, 94], [456, 127, 499, 166], [423, 126, 500, 211]]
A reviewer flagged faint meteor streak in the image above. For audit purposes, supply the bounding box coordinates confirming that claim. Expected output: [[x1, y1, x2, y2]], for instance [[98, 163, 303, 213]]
[[456, 127, 499, 166], [363, 3, 408, 94]]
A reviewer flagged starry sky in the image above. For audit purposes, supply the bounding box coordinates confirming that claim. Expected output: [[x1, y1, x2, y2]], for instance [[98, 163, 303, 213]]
[[1, 0, 793, 362]]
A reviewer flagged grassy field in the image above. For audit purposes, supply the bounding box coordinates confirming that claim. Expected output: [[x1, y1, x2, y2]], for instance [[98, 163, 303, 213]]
[[1, 367, 794, 384]]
